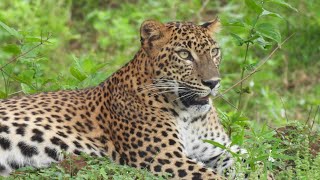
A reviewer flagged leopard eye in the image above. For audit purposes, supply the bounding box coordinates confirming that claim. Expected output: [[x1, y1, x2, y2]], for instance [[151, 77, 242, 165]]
[[177, 50, 192, 60], [211, 48, 220, 57]]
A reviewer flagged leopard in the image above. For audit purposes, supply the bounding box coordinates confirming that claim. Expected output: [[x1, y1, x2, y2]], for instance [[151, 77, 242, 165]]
[[0, 18, 246, 179]]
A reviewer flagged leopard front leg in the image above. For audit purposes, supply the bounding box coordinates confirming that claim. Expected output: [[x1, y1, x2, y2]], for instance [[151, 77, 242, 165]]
[[211, 145, 275, 180], [147, 150, 225, 180], [204, 145, 248, 179]]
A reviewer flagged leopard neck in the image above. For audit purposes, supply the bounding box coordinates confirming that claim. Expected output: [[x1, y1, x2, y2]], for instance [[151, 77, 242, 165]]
[[98, 48, 176, 116]]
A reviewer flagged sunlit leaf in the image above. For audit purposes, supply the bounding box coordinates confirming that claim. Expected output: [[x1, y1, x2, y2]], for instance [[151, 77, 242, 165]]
[[203, 140, 227, 149], [70, 55, 87, 81], [266, 0, 298, 12], [256, 36, 273, 49], [2, 44, 21, 55], [256, 23, 281, 44], [230, 33, 245, 46], [0, 21, 23, 39], [245, 0, 263, 14], [225, 19, 246, 27], [261, 9, 283, 19], [0, 91, 7, 99], [82, 58, 95, 73], [70, 66, 87, 81], [20, 83, 33, 94], [91, 62, 108, 74], [25, 37, 43, 43], [18, 70, 35, 83]]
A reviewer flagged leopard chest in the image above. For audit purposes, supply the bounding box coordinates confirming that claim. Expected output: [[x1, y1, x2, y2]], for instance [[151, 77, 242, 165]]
[[176, 110, 230, 165]]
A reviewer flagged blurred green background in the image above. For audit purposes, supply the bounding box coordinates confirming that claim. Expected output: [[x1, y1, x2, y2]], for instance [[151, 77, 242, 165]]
[[1, 0, 319, 125], [0, 0, 320, 178]]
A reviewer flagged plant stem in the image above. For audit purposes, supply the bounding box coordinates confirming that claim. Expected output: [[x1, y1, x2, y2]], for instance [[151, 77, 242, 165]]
[[0, 34, 51, 71], [237, 15, 261, 112], [213, 33, 294, 100], [237, 42, 250, 110], [1, 71, 8, 97]]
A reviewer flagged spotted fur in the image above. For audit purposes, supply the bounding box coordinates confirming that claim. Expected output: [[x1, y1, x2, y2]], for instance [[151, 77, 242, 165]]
[[0, 19, 245, 179]]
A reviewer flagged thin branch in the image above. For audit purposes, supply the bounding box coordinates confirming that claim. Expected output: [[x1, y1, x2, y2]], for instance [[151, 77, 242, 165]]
[[219, 94, 238, 110], [1, 70, 8, 95], [196, 0, 210, 22], [0, 33, 51, 71], [267, 124, 289, 141], [238, 14, 261, 111], [0, 69, 37, 90], [237, 42, 250, 110], [213, 33, 295, 100]]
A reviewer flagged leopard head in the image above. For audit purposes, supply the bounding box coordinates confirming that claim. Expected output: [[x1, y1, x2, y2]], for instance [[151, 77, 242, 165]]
[[140, 18, 221, 109]]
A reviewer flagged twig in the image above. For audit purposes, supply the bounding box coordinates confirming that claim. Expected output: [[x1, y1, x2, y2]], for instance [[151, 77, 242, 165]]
[[213, 33, 295, 100], [8, 90, 23, 96], [237, 14, 261, 111], [267, 124, 286, 141], [237, 42, 250, 110], [219, 94, 238, 110], [1, 68, 37, 90], [1, 70, 8, 95], [0, 33, 51, 71], [196, 0, 210, 22]]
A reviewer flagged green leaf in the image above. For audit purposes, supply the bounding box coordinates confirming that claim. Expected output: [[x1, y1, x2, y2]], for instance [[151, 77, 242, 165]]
[[82, 58, 95, 73], [0, 21, 23, 39], [230, 33, 245, 46], [24, 37, 43, 43], [0, 90, 7, 99], [70, 66, 87, 81], [245, 0, 263, 14], [256, 36, 273, 49], [261, 9, 283, 19], [70, 56, 87, 81], [203, 140, 227, 149], [20, 83, 33, 94], [244, 63, 258, 71], [225, 19, 246, 27], [91, 62, 108, 74], [204, 140, 239, 158], [255, 23, 281, 44], [2, 44, 21, 55], [100, 168, 108, 178], [266, 0, 298, 12], [18, 70, 35, 83], [243, 86, 251, 94]]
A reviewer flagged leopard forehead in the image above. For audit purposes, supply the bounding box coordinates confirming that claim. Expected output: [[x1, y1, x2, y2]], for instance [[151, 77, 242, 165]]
[[165, 21, 218, 52]]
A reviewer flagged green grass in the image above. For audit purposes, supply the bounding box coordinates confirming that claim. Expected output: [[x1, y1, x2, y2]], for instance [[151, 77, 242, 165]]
[[0, 0, 319, 179], [6, 154, 166, 180]]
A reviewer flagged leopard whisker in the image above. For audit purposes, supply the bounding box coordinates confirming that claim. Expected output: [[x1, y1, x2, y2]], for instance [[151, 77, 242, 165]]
[[172, 92, 195, 102], [138, 86, 188, 94]]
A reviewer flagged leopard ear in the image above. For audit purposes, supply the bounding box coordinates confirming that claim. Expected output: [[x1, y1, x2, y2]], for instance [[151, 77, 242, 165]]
[[140, 20, 167, 56], [140, 20, 164, 42], [201, 17, 221, 34]]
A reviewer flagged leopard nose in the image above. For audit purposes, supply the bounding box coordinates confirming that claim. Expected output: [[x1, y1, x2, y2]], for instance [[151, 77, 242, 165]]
[[201, 79, 220, 89]]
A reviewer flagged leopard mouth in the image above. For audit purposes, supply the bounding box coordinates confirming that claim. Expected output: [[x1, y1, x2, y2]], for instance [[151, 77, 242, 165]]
[[193, 95, 210, 105], [179, 92, 210, 107]]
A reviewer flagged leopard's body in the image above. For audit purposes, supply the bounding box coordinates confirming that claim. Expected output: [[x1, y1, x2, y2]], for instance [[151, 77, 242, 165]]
[[0, 19, 245, 179]]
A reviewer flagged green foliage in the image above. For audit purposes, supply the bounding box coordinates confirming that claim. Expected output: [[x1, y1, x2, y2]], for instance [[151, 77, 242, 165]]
[[0, 0, 319, 179], [6, 154, 165, 180]]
